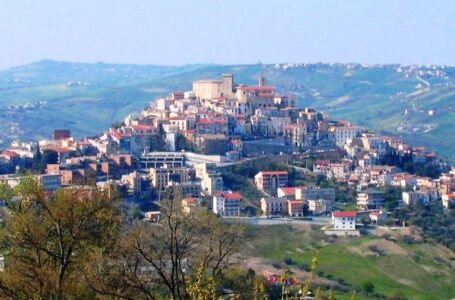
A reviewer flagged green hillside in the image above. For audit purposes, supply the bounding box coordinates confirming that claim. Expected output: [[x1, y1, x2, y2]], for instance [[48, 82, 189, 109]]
[[0, 61, 454, 161], [243, 224, 455, 300]]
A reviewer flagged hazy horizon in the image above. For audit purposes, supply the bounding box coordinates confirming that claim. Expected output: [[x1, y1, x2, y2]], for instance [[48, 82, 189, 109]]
[[1, 0, 454, 70]]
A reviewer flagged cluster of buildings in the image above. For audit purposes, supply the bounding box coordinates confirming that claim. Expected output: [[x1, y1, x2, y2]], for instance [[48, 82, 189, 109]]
[[0, 74, 453, 226]]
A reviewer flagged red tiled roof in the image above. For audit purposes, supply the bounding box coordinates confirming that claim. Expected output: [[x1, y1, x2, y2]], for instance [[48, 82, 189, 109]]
[[333, 211, 357, 218], [132, 124, 155, 130], [314, 160, 330, 166], [288, 200, 304, 205], [215, 192, 241, 200], [279, 187, 296, 195], [2, 150, 19, 157]]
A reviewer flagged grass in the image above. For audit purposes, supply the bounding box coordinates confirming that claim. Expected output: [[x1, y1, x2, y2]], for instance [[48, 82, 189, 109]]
[[242, 224, 455, 300]]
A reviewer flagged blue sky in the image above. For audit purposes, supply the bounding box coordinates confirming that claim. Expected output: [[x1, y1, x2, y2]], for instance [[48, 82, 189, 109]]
[[0, 0, 454, 69]]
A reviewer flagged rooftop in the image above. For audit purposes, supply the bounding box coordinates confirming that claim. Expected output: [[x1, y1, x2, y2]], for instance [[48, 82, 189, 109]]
[[332, 211, 357, 218]]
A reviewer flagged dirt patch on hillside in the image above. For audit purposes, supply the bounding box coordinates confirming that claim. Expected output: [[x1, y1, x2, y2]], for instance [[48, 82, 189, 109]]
[[349, 239, 407, 256]]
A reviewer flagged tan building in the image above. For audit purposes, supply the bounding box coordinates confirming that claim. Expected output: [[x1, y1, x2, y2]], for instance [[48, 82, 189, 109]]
[[182, 197, 201, 214], [254, 171, 288, 191], [260, 196, 288, 216], [288, 200, 305, 217], [149, 166, 191, 191], [193, 74, 234, 100], [308, 199, 332, 214]]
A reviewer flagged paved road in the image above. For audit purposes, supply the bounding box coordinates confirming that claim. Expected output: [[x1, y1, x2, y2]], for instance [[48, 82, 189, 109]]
[[223, 216, 331, 226]]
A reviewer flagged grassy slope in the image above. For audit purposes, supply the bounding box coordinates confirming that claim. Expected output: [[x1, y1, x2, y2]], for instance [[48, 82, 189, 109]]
[[243, 225, 455, 300]]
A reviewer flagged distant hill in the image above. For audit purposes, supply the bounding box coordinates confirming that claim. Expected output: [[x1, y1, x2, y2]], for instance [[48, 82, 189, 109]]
[[0, 60, 454, 161]]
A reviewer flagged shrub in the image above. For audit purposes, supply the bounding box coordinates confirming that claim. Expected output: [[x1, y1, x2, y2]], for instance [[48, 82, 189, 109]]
[[283, 257, 296, 265]]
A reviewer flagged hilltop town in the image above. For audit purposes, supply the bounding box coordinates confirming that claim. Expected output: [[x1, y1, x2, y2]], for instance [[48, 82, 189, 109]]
[[0, 73, 453, 221]]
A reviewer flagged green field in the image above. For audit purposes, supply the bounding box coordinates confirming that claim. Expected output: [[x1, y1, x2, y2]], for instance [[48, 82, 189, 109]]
[[242, 225, 455, 300]]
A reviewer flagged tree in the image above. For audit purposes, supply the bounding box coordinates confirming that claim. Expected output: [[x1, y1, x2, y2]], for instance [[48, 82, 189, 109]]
[[32, 143, 42, 171], [176, 134, 189, 151], [0, 177, 120, 299], [86, 189, 243, 300], [42, 150, 59, 165], [362, 280, 375, 296], [149, 124, 167, 152]]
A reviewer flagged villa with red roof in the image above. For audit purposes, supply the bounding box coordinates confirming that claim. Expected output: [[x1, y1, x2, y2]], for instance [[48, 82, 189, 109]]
[[332, 211, 357, 230], [213, 191, 241, 217], [277, 186, 297, 200], [254, 170, 288, 192]]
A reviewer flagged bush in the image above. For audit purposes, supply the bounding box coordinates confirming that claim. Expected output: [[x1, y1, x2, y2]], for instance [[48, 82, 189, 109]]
[[368, 245, 385, 256], [283, 257, 296, 265]]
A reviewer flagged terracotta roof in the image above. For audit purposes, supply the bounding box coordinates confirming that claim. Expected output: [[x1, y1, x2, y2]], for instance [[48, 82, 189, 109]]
[[278, 187, 296, 195], [132, 124, 155, 130], [215, 192, 241, 200], [332, 211, 357, 218], [288, 200, 304, 205]]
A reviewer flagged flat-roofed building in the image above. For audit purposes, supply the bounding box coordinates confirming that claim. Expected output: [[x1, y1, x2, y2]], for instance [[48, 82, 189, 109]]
[[357, 189, 385, 210], [260, 196, 288, 216]]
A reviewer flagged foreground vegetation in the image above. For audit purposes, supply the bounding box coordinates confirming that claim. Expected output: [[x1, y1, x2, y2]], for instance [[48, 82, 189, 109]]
[[0, 180, 243, 299], [242, 224, 455, 300], [1, 178, 454, 299]]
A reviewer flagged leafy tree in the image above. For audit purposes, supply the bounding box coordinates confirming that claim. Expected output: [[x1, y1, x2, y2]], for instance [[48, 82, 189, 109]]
[[0, 177, 120, 299]]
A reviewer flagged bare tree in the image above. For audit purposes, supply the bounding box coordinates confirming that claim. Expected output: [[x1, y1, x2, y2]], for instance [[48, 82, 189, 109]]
[[87, 189, 243, 299]]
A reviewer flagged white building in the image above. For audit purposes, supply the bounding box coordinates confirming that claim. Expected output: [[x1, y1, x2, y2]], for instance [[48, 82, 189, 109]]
[[402, 191, 430, 206], [333, 126, 362, 147], [213, 192, 241, 216], [332, 211, 357, 230]]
